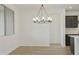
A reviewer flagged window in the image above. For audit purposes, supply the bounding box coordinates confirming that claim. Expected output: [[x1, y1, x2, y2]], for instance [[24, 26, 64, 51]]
[[0, 5, 14, 36]]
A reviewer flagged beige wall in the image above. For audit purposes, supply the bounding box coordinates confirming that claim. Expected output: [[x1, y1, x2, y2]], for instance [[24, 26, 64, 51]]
[[18, 8, 65, 47]]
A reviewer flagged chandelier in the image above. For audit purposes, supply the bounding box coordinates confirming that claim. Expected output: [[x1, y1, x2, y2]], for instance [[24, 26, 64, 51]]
[[33, 4, 52, 23]]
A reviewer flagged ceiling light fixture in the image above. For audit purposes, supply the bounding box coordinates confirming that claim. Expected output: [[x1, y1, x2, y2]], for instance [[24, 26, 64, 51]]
[[33, 4, 52, 23]]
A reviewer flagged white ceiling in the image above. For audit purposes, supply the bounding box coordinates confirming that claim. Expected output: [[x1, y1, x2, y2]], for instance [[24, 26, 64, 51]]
[[14, 4, 79, 11]]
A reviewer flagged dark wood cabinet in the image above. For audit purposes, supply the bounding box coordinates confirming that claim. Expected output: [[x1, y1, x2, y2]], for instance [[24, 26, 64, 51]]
[[65, 16, 78, 28], [70, 37, 74, 54], [65, 35, 70, 46], [65, 35, 74, 54]]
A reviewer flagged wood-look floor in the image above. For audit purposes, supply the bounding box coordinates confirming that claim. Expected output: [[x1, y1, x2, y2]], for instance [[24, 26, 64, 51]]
[[9, 44, 72, 55]]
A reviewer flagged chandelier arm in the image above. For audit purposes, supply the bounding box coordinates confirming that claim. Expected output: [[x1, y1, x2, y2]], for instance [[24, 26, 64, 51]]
[[42, 5, 49, 17], [36, 5, 43, 17], [41, 4, 43, 19], [35, 4, 49, 17]]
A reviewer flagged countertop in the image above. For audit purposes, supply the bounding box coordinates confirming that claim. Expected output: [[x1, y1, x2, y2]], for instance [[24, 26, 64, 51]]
[[66, 34, 79, 38], [66, 34, 79, 35], [69, 35, 79, 38]]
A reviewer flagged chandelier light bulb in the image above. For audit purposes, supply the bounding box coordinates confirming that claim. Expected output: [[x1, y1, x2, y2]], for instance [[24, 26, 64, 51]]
[[49, 17, 52, 21], [42, 17, 45, 19], [38, 19, 40, 22], [36, 17, 38, 20], [51, 18, 52, 21], [33, 18, 36, 21], [48, 17, 52, 20], [42, 17, 45, 20], [47, 17, 50, 20]]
